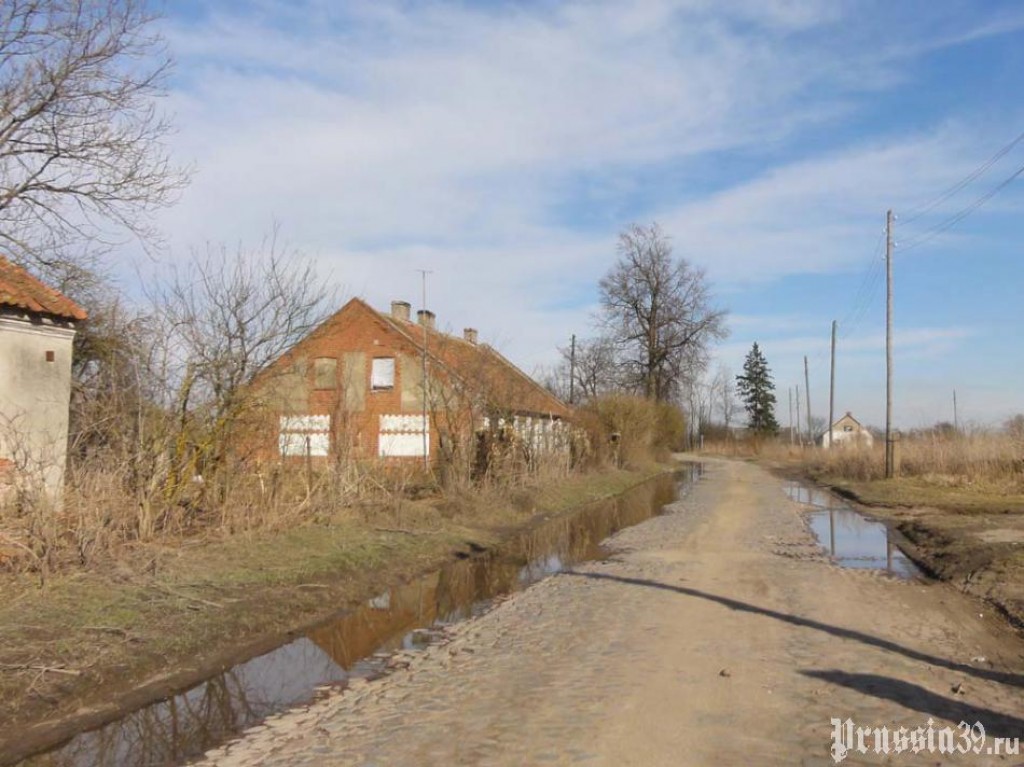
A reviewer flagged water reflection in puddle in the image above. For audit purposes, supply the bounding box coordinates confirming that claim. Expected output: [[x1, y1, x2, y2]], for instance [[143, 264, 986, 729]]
[[783, 481, 920, 579], [22, 466, 701, 767]]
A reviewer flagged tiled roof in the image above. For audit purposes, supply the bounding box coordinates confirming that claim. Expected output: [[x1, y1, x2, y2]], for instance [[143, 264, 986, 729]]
[[375, 303, 570, 419], [0, 256, 87, 321]]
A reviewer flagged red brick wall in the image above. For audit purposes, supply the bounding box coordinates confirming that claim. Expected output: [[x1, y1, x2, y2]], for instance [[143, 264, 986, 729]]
[[250, 299, 445, 463]]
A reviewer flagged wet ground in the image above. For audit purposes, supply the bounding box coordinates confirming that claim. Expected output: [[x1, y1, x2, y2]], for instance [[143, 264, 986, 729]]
[[782, 480, 921, 578], [182, 457, 1024, 766], [19, 468, 700, 767]]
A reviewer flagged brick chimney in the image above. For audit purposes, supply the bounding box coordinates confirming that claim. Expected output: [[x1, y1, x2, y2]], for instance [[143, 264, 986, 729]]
[[463, 328, 478, 344], [416, 309, 435, 330], [390, 300, 411, 322]]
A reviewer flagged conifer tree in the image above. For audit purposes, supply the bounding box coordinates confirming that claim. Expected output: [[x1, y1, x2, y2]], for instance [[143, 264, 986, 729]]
[[736, 342, 778, 434]]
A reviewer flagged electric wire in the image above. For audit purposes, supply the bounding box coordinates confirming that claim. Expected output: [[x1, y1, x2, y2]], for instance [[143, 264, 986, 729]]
[[770, 130, 1023, 413], [898, 159, 1024, 252], [900, 128, 1024, 226], [837, 231, 886, 339]]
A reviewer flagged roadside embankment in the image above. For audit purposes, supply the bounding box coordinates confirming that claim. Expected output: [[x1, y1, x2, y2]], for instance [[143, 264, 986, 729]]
[[0, 464, 669, 765], [757, 452, 1024, 630]]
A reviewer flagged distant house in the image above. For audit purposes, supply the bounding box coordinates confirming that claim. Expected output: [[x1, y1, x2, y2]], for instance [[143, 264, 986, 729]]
[[0, 257, 87, 498], [820, 412, 874, 448], [249, 298, 571, 467]]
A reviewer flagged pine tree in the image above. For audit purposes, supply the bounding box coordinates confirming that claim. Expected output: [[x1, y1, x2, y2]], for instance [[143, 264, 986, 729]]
[[736, 342, 778, 434]]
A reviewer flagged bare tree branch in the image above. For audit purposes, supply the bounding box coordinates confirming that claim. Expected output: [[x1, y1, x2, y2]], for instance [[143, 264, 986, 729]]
[[599, 222, 728, 401], [0, 0, 189, 270]]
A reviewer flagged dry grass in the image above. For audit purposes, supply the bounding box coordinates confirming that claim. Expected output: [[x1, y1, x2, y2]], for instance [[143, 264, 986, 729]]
[[0, 442, 586, 581], [703, 430, 1024, 511], [0, 462, 667, 757], [805, 431, 1024, 494]]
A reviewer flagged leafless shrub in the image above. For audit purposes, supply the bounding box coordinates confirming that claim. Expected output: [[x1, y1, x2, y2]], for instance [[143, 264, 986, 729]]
[[152, 233, 335, 507], [578, 394, 685, 468]]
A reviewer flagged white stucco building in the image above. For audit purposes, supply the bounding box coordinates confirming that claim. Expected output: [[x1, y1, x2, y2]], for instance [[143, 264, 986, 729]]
[[0, 257, 86, 499], [820, 412, 874, 449]]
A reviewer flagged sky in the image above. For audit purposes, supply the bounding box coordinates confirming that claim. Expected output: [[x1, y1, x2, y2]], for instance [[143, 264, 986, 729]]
[[134, 0, 1024, 430]]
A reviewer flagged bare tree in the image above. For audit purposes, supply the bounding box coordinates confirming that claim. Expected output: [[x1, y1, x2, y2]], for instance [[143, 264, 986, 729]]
[[599, 223, 727, 401], [710, 365, 738, 428], [551, 335, 621, 403], [0, 0, 188, 271], [155, 234, 335, 494]]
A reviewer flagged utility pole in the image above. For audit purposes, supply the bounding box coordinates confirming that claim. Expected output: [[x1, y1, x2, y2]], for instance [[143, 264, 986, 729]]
[[796, 386, 802, 446], [804, 355, 812, 444], [953, 388, 959, 433], [417, 269, 432, 471], [828, 320, 837, 449], [885, 209, 894, 478], [569, 334, 576, 405], [788, 387, 794, 445]]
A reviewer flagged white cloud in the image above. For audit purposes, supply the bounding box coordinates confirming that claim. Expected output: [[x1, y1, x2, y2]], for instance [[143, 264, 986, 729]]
[[125, 0, 1024, 421], [655, 127, 1009, 284]]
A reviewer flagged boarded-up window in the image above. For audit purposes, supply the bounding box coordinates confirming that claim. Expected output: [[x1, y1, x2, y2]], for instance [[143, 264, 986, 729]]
[[279, 415, 331, 457], [313, 357, 337, 389], [378, 414, 429, 457], [371, 357, 395, 390]]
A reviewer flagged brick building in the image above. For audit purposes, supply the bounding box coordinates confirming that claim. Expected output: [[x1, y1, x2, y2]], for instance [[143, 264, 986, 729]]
[[250, 298, 570, 466]]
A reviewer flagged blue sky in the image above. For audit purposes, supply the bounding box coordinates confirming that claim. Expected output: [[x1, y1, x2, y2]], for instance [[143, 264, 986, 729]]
[[140, 0, 1024, 429]]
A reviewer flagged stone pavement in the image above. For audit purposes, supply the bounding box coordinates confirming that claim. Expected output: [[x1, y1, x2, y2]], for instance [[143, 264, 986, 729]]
[[195, 460, 1024, 766]]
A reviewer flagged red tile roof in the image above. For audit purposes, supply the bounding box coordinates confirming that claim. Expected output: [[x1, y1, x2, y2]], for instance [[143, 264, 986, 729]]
[[0, 256, 87, 321], [373, 303, 570, 419]]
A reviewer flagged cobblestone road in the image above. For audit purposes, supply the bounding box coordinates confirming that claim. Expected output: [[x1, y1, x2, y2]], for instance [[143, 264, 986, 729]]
[[195, 459, 1024, 766]]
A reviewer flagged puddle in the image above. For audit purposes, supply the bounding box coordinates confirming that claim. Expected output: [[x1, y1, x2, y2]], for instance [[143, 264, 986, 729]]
[[20, 465, 701, 767], [782, 481, 842, 510], [783, 481, 921, 579]]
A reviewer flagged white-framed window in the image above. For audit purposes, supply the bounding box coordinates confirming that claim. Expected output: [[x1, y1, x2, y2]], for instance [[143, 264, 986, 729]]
[[371, 357, 395, 390]]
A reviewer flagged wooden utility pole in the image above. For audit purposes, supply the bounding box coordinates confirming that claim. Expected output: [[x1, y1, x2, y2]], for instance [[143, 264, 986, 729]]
[[788, 387, 794, 444], [804, 355, 812, 443], [885, 209, 894, 478], [796, 386, 802, 445], [828, 320, 837, 448], [569, 334, 576, 405], [953, 388, 959, 433]]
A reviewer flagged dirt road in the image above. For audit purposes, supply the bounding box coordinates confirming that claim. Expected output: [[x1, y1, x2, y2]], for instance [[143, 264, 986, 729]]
[[196, 459, 1024, 766]]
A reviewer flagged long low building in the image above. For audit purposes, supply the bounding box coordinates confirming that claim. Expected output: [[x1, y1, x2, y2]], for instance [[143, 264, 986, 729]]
[[249, 298, 571, 467]]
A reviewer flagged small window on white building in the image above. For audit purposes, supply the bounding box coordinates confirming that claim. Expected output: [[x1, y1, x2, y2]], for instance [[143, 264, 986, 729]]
[[371, 357, 395, 390]]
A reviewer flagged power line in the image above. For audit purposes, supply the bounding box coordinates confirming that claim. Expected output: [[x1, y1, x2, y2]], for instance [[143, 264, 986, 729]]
[[837, 231, 886, 339], [899, 158, 1024, 252], [900, 128, 1024, 226], [801, 131, 1024, 427]]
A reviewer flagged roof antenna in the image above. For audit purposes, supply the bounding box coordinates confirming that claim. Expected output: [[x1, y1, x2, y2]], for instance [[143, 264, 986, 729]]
[[416, 269, 432, 470]]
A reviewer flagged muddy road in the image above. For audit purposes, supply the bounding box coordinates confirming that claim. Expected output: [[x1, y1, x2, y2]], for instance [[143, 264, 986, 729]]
[[195, 459, 1024, 766]]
